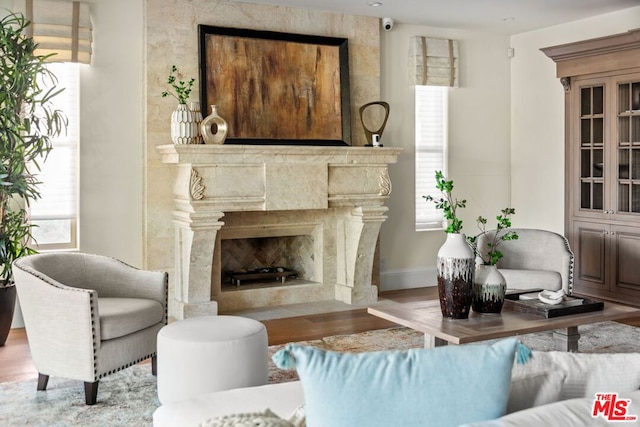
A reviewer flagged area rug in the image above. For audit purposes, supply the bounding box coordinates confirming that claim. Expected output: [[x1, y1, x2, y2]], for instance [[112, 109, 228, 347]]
[[2, 321, 640, 426]]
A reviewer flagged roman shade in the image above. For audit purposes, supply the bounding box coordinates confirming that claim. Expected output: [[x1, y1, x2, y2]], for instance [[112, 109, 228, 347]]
[[409, 36, 459, 87], [13, 0, 92, 64]]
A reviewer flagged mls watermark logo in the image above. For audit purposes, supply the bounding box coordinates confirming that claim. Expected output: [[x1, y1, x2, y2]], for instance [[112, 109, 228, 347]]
[[592, 393, 638, 422]]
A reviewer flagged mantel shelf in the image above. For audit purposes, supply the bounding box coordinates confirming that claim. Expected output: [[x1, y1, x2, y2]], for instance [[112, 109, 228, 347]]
[[157, 144, 403, 165]]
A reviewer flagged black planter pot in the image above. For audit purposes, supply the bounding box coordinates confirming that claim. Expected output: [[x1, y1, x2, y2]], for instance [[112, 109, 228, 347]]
[[0, 285, 16, 346]]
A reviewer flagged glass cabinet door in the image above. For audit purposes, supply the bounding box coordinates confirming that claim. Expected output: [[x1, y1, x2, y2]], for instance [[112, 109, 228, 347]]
[[579, 84, 605, 211], [617, 81, 640, 214]]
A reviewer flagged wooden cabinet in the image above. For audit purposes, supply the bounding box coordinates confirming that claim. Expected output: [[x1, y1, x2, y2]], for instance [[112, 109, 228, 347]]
[[543, 29, 640, 305], [573, 220, 640, 301]]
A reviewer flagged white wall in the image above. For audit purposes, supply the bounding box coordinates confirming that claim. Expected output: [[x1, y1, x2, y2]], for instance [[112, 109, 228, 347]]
[[510, 6, 640, 233], [79, 0, 144, 266], [10, 0, 144, 328], [379, 24, 512, 290]]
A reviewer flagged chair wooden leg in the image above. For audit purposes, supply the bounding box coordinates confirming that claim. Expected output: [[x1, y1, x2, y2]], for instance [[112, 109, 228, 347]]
[[37, 373, 49, 391], [152, 355, 157, 376], [84, 381, 99, 405]]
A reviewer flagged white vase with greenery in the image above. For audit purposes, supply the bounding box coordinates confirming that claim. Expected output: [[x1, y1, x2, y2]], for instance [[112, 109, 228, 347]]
[[162, 65, 198, 144], [425, 171, 474, 319]]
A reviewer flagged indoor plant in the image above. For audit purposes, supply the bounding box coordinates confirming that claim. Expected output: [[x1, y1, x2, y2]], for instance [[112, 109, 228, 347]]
[[423, 171, 466, 233], [467, 207, 518, 266], [424, 171, 474, 319], [161, 65, 199, 144], [0, 12, 66, 345], [467, 208, 518, 313]]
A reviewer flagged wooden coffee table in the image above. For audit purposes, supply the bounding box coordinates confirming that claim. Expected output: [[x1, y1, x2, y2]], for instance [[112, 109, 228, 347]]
[[367, 299, 640, 352]]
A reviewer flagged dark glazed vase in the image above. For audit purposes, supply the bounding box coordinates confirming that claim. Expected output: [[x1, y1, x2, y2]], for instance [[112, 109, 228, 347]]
[[472, 265, 507, 314], [437, 233, 474, 319], [0, 285, 16, 346]]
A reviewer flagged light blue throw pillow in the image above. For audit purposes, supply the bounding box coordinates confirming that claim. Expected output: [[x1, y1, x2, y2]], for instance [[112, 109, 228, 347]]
[[273, 338, 529, 427]]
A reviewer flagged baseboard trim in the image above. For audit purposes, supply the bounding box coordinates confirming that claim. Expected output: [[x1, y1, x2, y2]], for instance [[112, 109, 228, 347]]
[[380, 267, 437, 292]]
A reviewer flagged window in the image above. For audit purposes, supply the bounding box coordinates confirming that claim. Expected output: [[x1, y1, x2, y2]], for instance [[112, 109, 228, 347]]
[[29, 63, 79, 250], [415, 85, 448, 231]]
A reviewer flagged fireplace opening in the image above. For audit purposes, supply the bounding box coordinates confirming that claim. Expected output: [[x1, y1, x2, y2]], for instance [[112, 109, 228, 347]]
[[220, 234, 316, 291], [210, 214, 334, 311]]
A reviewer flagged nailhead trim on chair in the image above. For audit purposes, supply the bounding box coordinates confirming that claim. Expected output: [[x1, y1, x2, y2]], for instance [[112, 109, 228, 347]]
[[97, 352, 158, 379], [161, 272, 169, 325], [90, 293, 99, 378], [561, 236, 575, 295]]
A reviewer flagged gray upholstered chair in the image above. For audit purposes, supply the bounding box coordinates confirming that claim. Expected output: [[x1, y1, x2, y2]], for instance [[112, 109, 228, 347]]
[[476, 228, 574, 295], [12, 252, 167, 405]]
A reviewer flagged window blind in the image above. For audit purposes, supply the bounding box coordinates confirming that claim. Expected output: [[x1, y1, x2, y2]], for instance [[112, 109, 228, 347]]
[[13, 0, 93, 64], [408, 36, 459, 87], [30, 62, 79, 249], [415, 85, 448, 231]]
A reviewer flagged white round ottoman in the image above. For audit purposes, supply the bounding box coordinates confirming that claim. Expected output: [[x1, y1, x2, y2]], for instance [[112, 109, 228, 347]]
[[157, 315, 268, 404]]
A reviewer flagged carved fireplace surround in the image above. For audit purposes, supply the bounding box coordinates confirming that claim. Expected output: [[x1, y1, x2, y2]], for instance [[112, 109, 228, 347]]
[[158, 144, 401, 320]]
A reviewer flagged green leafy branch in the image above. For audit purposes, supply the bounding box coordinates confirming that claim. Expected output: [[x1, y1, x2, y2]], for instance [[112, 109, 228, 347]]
[[423, 171, 467, 233], [467, 207, 518, 265], [161, 65, 195, 105]]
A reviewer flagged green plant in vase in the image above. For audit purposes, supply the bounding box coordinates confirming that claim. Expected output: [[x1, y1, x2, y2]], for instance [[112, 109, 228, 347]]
[[161, 65, 195, 105], [424, 171, 474, 319], [467, 207, 518, 266], [423, 170, 467, 233], [467, 208, 518, 314], [162, 65, 199, 144]]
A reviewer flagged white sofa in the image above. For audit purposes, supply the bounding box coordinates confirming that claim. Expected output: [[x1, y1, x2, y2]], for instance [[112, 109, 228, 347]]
[[154, 351, 640, 426]]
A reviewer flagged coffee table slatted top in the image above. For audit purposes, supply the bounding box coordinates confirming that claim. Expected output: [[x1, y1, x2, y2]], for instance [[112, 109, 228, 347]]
[[367, 299, 640, 346]]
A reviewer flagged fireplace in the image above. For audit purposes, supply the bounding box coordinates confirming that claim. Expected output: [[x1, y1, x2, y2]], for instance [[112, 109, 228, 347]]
[[221, 237, 313, 287], [213, 213, 325, 311], [220, 224, 317, 287], [158, 144, 401, 319]]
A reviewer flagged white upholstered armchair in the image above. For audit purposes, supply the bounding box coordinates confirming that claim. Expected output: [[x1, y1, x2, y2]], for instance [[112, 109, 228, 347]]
[[476, 228, 574, 295], [12, 252, 168, 405]]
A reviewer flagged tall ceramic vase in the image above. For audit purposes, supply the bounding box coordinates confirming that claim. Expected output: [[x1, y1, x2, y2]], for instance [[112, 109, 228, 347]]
[[437, 233, 474, 319], [201, 104, 228, 144], [472, 264, 507, 314], [171, 103, 199, 145], [190, 101, 204, 144]]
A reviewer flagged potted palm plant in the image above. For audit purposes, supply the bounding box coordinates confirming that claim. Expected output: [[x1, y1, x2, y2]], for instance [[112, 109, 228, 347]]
[[0, 12, 66, 345]]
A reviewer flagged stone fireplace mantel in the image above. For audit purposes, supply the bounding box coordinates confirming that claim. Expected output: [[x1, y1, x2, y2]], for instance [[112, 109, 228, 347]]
[[157, 144, 402, 319]]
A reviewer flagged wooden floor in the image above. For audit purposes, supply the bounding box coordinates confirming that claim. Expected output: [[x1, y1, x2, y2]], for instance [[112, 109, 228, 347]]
[[2, 287, 640, 384]]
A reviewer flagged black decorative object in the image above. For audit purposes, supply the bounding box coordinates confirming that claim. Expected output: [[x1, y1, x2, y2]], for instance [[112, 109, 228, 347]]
[[0, 285, 16, 346], [359, 101, 389, 146]]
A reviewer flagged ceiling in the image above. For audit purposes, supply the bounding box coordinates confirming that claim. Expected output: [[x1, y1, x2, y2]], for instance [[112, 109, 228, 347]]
[[235, 0, 640, 35]]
